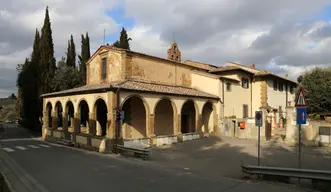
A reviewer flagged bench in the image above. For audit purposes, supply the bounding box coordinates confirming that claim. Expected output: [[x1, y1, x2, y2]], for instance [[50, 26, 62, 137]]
[[114, 145, 151, 160]]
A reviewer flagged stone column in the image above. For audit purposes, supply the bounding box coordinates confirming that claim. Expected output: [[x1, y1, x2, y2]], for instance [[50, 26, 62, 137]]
[[285, 106, 296, 144], [62, 112, 68, 132], [107, 112, 114, 138], [88, 112, 96, 136], [72, 112, 80, 142], [197, 114, 203, 137], [51, 112, 57, 130], [147, 114, 155, 137], [176, 114, 182, 135], [213, 112, 220, 136], [42, 111, 48, 139], [42, 111, 48, 129]]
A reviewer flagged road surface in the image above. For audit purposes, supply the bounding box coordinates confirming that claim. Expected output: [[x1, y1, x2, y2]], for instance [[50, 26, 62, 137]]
[[0, 123, 303, 192]]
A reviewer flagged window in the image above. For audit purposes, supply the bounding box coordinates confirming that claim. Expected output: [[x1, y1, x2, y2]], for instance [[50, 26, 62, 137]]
[[273, 80, 278, 91], [226, 82, 231, 91], [242, 78, 249, 88], [290, 85, 294, 94], [243, 105, 248, 118], [279, 82, 284, 92], [101, 58, 107, 80]]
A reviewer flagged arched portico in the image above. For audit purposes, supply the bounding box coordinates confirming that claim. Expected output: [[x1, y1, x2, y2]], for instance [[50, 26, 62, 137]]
[[121, 95, 150, 139], [46, 102, 52, 128], [55, 101, 63, 128], [94, 98, 108, 136], [181, 100, 198, 133], [79, 100, 89, 133], [65, 101, 75, 132], [201, 101, 214, 133], [154, 98, 177, 136]]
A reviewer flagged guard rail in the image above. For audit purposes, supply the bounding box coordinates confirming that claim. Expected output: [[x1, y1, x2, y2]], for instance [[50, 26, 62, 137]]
[[242, 163, 331, 183]]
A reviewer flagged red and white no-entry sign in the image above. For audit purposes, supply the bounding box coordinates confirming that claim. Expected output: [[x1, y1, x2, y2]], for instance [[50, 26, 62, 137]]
[[255, 111, 263, 127]]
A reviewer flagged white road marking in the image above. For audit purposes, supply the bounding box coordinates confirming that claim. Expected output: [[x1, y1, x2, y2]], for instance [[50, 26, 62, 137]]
[[39, 144, 51, 148], [1, 138, 40, 142], [27, 145, 40, 149], [16, 146, 27, 150], [2, 147, 14, 152]]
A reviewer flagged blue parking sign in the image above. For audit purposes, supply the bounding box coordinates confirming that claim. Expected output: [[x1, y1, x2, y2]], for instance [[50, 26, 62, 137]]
[[296, 107, 307, 125]]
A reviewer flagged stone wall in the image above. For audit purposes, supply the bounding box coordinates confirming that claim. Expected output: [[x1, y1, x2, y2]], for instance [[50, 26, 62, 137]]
[[220, 118, 259, 139], [285, 106, 331, 146]]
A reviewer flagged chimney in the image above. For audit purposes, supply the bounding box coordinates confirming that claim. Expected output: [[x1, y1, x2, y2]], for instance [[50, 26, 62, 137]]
[[249, 64, 256, 69]]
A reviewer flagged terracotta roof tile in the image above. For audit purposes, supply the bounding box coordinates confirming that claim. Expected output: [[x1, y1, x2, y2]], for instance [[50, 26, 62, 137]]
[[41, 80, 219, 99], [113, 80, 218, 99], [255, 71, 298, 84], [183, 60, 218, 71]]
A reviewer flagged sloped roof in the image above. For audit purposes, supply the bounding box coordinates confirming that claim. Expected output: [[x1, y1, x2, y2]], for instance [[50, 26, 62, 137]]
[[41, 79, 219, 99]]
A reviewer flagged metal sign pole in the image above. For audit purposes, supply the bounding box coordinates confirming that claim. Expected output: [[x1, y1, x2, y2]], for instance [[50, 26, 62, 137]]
[[298, 124, 301, 169], [258, 125, 261, 166]]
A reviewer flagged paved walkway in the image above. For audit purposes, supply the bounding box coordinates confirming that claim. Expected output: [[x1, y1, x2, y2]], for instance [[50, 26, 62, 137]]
[[151, 136, 331, 182]]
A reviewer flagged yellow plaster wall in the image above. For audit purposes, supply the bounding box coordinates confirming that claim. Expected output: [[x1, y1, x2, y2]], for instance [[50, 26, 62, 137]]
[[191, 72, 221, 97], [266, 79, 287, 110], [86, 49, 124, 85], [223, 72, 252, 118], [124, 55, 192, 87], [43, 92, 109, 114]]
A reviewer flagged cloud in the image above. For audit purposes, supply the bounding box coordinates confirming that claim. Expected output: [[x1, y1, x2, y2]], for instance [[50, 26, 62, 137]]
[[1, 0, 331, 98], [0, 0, 122, 97], [124, 0, 331, 81]]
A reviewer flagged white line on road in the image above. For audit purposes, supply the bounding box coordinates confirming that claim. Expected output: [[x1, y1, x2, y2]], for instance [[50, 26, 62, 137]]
[[16, 146, 27, 150], [1, 137, 40, 142], [27, 145, 40, 149], [2, 147, 14, 152], [39, 144, 51, 148]]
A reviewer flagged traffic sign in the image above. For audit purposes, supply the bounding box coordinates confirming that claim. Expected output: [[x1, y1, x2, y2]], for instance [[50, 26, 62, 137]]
[[120, 111, 125, 120], [255, 111, 263, 127], [296, 107, 307, 125], [295, 87, 307, 107]]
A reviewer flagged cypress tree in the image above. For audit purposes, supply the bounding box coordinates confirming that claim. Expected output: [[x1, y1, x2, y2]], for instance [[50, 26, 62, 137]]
[[39, 6, 56, 94], [112, 27, 132, 50], [66, 40, 72, 67], [66, 35, 76, 68], [78, 32, 91, 85], [70, 35, 76, 67]]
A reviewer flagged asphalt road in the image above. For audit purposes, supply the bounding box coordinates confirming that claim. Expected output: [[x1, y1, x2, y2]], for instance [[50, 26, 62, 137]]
[[0, 124, 303, 192]]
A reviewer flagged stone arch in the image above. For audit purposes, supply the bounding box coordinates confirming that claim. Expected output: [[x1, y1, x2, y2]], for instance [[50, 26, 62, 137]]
[[55, 101, 63, 128], [46, 102, 52, 128], [93, 98, 108, 136], [121, 94, 150, 139], [78, 100, 89, 133], [201, 101, 215, 133], [153, 97, 177, 136], [65, 101, 75, 132], [181, 99, 198, 133]]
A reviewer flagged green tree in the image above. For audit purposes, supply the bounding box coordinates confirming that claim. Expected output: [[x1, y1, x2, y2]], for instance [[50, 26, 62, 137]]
[[39, 6, 56, 94], [112, 27, 132, 50], [52, 57, 81, 92], [17, 29, 42, 130], [300, 67, 331, 114], [66, 35, 76, 68], [78, 32, 91, 85]]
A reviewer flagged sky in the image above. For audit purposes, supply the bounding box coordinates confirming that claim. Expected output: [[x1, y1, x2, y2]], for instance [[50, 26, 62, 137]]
[[1, 0, 331, 98]]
